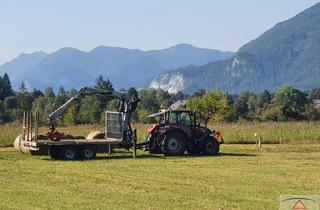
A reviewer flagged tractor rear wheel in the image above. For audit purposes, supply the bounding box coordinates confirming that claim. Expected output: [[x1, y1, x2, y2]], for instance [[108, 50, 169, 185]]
[[202, 137, 220, 155], [163, 132, 186, 156]]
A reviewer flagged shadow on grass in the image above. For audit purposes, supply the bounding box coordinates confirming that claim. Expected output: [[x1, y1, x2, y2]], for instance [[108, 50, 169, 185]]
[[217, 152, 256, 157], [41, 151, 256, 161]]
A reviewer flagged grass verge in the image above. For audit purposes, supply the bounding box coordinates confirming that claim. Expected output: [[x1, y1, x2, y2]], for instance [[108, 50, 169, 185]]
[[0, 144, 320, 209]]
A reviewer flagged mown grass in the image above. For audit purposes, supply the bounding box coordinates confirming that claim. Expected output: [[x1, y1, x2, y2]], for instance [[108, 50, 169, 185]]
[[0, 144, 320, 209], [1, 122, 320, 147]]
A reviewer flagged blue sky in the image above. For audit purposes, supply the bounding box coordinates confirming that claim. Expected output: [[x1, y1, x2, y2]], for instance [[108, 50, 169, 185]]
[[0, 0, 319, 65]]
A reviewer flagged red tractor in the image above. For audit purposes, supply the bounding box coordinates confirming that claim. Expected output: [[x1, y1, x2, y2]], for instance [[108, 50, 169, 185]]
[[144, 109, 223, 156]]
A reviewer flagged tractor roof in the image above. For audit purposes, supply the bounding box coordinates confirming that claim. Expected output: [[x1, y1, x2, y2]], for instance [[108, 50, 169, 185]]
[[147, 109, 192, 118]]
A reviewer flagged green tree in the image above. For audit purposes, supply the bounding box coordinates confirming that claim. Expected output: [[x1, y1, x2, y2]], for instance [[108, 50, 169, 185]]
[[233, 93, 249, 119], [78, 96, 102, 124], [32, 96, 56, 124], [139, 89, 160, 113], [95, 75, 114, 111], [303, 104, 320, 121], [257, 90, 271, 108], [63, 105, 77, 126], [31, 89, 44, 99], [44, 87, 55, 98], [274, 86, 307, 120], [17, 92, 33, 111], [2, 73, 13, 98], [0, 76, 5, 101], [263, 105, 283, 121], [32, 87, 57, 124], [187, 90, 230, 126], [95, 75, 113, 90], [19, 81, 27, 92], [0, 73, 13, 100], [247, 94, 258, 119], [56, 87, 68, 107], [3, 96, 17, 110]]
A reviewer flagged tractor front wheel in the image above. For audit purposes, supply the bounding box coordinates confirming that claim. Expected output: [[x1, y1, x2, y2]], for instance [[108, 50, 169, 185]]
[[163, 132, 186, 156], [202, 137, 220, 155]]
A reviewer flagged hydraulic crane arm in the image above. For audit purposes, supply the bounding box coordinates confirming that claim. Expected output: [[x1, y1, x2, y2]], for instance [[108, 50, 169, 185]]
[[48, 87, 130, 123], [48, 87, 141, 137]]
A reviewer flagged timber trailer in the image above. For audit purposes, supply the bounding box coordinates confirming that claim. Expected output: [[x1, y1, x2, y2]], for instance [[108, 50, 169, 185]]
[[18, 87, 141, 160]]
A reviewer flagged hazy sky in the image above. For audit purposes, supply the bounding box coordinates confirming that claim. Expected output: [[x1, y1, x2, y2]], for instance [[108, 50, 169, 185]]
[[0, 0, 319, 65]]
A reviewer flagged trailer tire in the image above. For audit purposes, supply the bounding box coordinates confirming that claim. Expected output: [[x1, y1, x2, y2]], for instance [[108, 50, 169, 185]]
[[60, 146, 78, 160], [48, 146, 60, 160], [202, 137, 220, 156], [163, 132, 186, 156], [80, 146, 96, 160]]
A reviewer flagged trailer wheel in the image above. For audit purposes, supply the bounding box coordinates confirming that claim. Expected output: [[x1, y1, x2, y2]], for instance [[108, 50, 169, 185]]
[[48, 146, 60, 160], [80, 146, 96, 160], [202, 137, 220, 155], [60, 146, 78, 160], [163, 132, 186, 156]]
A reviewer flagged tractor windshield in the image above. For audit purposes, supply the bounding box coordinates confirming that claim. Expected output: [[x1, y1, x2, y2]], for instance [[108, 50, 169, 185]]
[[178, 112, 191, 126]]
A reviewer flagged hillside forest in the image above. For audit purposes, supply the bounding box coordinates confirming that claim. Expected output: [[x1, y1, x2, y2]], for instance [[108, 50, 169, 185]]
[[0, 73, 320, 126]]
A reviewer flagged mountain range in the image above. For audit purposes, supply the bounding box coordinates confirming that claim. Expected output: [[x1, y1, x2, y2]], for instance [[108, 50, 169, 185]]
[[0, 44, 234, 91], [147, 3, 320, 94]]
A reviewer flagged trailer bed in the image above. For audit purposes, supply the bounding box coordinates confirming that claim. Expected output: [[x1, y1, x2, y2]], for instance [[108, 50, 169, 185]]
[[37, 139, 122, 146], [20, 138, 123, 149]]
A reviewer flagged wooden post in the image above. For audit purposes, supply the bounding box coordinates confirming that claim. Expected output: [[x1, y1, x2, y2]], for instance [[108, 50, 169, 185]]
[[26, 112, 29, 141], [30, 112, 33, 142], [258, 137, 262, 149], [254, 133, 258, 147], [34, 112, 39, 143], [22, 112, 26, 141]]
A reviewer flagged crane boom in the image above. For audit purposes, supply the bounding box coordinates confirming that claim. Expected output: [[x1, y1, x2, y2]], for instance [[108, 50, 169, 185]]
[[47, 87, 140, 141]]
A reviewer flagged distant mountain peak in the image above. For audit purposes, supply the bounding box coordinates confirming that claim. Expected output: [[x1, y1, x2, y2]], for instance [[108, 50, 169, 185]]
[[0, 44, 234, 91], [170, 43, 195, 49], [17, 51, 47, 59], [53, 47, 82, 54], [146, 3, 320, 94]]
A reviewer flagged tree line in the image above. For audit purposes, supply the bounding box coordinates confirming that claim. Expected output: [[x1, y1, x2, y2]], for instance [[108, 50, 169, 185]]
[[0, 73, 319, 125]]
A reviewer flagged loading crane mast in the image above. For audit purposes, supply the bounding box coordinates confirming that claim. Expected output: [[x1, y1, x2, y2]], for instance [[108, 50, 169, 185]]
[[47, 87, 141, 141]]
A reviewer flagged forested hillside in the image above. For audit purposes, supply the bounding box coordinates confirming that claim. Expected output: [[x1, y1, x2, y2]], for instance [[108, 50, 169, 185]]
[[147, 3, 320, 94], [1, 73, 319, 125]]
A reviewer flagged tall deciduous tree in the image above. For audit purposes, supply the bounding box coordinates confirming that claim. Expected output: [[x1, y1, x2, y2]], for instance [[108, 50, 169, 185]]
[[187, 90, 230, 126], [78, 96, 103, 124], [274, 86, 307, 120], [257, 90, 271, 108], [233, 92, 249, 119]]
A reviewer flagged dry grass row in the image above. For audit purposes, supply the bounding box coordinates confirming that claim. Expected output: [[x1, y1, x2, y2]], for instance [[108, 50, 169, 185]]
[[1, 122, 320, 147]]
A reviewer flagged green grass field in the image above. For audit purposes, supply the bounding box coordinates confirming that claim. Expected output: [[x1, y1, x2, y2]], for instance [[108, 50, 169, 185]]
[[0, 144, 320, 209], [1, 122, 319, 209]]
